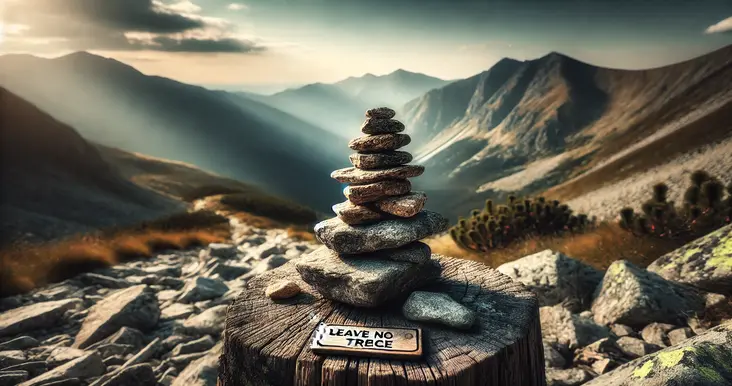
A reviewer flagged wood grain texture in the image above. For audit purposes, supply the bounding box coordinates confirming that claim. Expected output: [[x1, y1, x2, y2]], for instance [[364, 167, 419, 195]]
[[220, 255, 546, 386]]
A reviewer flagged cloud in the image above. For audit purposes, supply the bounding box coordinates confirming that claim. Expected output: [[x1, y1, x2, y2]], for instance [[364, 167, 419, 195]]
[[705, 16, 732, 34], [2, 0, 264, 53], [227, 3, 248, 11]]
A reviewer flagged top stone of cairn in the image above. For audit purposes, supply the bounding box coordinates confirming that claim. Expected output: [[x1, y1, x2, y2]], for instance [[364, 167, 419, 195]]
[[294, 106, 449, 308]]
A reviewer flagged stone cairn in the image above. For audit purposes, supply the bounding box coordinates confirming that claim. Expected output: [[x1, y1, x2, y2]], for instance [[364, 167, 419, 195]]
[[294, 107, 450, 308]]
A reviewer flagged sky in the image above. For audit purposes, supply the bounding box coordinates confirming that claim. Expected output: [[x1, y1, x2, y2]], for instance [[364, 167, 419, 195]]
[[1, 0, 731, 92]]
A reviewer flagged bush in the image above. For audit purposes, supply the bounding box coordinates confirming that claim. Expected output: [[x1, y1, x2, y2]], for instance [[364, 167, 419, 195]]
[[618, 170, 732, 239], [449, 195, 595, 252]]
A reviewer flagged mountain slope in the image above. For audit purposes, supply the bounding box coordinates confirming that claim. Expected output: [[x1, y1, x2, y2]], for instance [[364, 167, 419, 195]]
[[257, 69, 449, 137], [0, 52, 349, 212], [0, 87, 184, 245], [402, 45, 732, 219]]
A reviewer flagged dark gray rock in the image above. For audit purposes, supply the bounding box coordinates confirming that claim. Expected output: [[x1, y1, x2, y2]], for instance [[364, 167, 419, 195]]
[[77, 274, 130, 289], [616, 336, 662, 359], [546, 368, 593, 386], [94, 344, 134, 360], [73, 285, 160, 349], [88, 327, 145, 352], [349, 151, 412, 170], [169, 336, 215, 358], [540, 304, 611, 350], [201, 263, 250, 281], [402, 291, 475, 329], [178, 277, 228, 304], [314, 211, 448, 254], [584, 321, 732, 385], [206, 244, 238, 259], [99, 364, 156, 386], [348, 133, 410, 152], [646, 224, 732, 294], [143, 265, 182, 278], [296, 247, 442, 307], [102, 356, 126, 367], [0, 337, 38, 351], [0, 361, 47, 377], [46, 347, 85, 368], [165, 353, 207, 372], [591, 260, 706, 327], [331, 165, 424, 185], [19, 352, 104, 386], [497, 249, 603, 311], [640, 323, 676, 347], [365, 107, 396, 119], [0, 299, 82, 338], [543, 343, 567, 369], [0, 370, 28, 386], [360, 118, 405, 135], [342, 242, 432, 264]]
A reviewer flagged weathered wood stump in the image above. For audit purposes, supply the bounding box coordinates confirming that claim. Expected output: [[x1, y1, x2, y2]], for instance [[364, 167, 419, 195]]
[[220, 255, 546, 386]]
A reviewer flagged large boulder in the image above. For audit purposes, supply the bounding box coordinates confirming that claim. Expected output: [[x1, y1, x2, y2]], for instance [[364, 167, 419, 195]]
[[584, 321, 732, 385], [0, 299, 82, 338], [295, 247, 441, 307], [497, 250, 603, 310], [313, 211, 448, 254], [540, 304, 611, 350], [73, 285, 160, 349], [647, 224, 732, 295], [591, 260, 705, 327]]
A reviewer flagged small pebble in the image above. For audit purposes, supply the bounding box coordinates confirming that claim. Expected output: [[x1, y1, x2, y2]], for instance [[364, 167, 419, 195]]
[[265, 281, 301, 300]]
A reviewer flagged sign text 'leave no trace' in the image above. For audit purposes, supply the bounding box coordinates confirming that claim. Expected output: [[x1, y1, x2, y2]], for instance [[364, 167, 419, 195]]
[[311, 324, 422, 359]]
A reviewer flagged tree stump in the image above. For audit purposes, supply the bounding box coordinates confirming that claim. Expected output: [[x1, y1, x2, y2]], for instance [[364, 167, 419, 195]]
[[220, 255, 546, 386]]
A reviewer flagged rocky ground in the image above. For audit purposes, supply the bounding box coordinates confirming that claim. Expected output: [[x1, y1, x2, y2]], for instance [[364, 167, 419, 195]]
[[1, 216, 730, 385], [0, 216, 316, 386]]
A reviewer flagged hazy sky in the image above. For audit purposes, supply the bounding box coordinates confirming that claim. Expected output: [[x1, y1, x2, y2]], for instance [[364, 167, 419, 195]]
[[1, 0, 731, 90]]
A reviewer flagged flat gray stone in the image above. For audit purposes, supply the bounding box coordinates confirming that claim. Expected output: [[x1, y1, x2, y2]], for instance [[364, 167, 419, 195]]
[[348, 134, 411, 152], [349, 151, 412, 170], [647, 224, 732, 295], [331, 165, 424, 184], [46, 347, 85, 367], [591, 260, 705, 327], [98, 364, 156, 386], [0, 336, 38, 351], [546, 368, 593, 386], [360, 118, 405, 135], [0, 361, 47, 377], [314, 211, 448, 254], [616, 336, 662, 359], [73, 285, 159, 349], [342, 242, 432, 264], [540, 304, 611, 350], [641, 323, 676, 347], [169, 336, 215, 358], [160, 304, 196, 321], [170, 344, 221, 386], [77, 273, 130, 289], [584, 321, 732, 386], [181, 305, 228, 337], [0, 299, 82, 338], [344, 179, 411, 204], [19, 352, 104, 386], [667, 327, 694, 346], [295, 247, 442, 307], [206, 243, 238, 259], [402, 291, 475, 329], [498, 249, 603, 311], [543, 342, 567, 369], [178, 277, 228, 303], [0, 350, 25, 368]]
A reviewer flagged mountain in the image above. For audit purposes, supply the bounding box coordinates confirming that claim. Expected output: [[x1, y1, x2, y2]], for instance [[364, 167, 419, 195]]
[[0, 52, 349, 213], [402, 46, 732, 219], [0, 87, 184, 245], [256, 69, 449, 137]]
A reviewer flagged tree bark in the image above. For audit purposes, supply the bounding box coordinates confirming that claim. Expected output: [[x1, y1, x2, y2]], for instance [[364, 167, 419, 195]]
[[220, 255, 546, 386]]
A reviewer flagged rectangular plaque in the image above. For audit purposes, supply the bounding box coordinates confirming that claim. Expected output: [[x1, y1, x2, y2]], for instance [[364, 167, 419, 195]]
[[310, 323, 422, 359]]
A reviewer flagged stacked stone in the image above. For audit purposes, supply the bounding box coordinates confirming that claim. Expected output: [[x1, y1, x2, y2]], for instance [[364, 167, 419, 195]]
[[294, 107, 449, 308]]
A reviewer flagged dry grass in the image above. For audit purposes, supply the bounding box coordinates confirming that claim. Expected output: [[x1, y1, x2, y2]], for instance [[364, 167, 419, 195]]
[[428, 222, 689, 270], [0, 211, 230, 297]]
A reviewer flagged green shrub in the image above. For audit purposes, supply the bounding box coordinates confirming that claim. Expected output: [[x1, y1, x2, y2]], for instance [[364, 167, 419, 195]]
[[449, 195, 595, 252], [618, 170, 732, 238]]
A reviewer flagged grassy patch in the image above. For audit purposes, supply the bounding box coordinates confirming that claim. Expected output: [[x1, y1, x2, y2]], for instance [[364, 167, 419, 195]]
[[0, 210, 230, 297], [218, 193, 317, 226], [429, 221, 688, 270]]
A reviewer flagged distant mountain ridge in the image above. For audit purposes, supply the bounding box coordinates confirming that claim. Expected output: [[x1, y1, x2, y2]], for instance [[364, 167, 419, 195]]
[[255, 69, 450, 137], [0, 51, 349, 212], [401, 45, 732, 218]]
